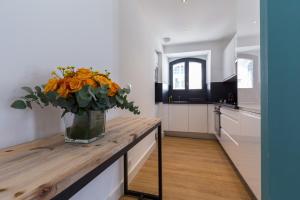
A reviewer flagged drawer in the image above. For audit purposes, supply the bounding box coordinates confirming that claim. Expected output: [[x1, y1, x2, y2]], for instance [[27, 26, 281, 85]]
[[219, 128, 240, 167], [220, 107, 239, 121], [221, 113, 239, 140]]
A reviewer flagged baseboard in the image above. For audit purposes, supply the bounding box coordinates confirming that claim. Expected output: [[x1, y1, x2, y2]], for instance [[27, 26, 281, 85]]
[[165, 131, 217, 140], [107, 141, 156, 200]]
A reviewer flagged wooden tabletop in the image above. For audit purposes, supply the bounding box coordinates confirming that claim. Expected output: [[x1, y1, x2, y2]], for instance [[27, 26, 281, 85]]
[[0, 117, 161, 200]]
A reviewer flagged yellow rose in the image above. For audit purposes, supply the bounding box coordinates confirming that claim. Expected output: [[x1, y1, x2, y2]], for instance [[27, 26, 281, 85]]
[[57, 80, 70, 98], [76, 68, 93, 80], [69, 78, 83, 92], [108, 82, 120, 97], [85, 78, 97, 88], [94, 75, 112, 86], [44, 78, 59, 93]]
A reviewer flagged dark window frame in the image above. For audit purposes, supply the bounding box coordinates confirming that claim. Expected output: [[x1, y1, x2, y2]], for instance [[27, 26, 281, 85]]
[[169, 58, 207, 101]]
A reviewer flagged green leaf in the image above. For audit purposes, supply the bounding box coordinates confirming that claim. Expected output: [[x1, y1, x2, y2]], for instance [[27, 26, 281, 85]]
[[11, 100, 27, 109], [76, 93, 91, 108], [25, 94, 38, 101], [26, 101, 32, 109], [21, 87, 34, 94], [78, 86, 91, 99], [115, 95, 124, 104], [99, 87, 108, 95], [46, 92, 58, 102], [34, 86, 42, 94]]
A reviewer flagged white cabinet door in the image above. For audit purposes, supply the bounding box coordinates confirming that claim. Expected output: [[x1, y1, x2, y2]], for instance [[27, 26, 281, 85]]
[[207, 105, 216, 134], [223, 35, 237, 81], [238, 110, 261, 199], [168, 105, 189, 132], [188, 105, 208, 133]]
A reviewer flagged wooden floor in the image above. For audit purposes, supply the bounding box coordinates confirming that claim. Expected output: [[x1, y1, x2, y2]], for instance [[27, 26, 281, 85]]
[[121, 136, 252, 200]]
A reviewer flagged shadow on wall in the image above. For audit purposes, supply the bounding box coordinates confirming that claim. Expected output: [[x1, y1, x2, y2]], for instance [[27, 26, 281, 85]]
[[32, 106, 63, 139], [29, 69, 64, 139]]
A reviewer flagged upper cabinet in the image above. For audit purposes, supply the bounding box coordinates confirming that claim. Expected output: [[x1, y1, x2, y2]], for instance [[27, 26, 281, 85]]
[[223, 35, 237, 81]]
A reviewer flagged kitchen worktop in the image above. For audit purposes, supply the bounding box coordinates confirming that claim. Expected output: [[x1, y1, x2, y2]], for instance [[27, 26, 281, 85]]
[[164, 101, 214, 105], [216, 103, 239, 109], [163, 101, 239, 110], [238, 104, 261, 114]]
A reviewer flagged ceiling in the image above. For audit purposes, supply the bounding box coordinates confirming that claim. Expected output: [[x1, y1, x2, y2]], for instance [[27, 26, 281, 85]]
[[138, 0, 237, 45]]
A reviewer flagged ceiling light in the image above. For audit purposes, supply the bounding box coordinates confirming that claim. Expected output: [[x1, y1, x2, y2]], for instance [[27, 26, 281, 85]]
[[182, 0, 188, 3]]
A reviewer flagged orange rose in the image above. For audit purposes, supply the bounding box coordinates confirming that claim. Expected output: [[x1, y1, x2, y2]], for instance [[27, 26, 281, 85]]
[[69, 77, 83, 92], [76, 68, 93, 80], [108, 82, 120, 96], [57, 80, 70, 98], [94, 75, 112, 86], [85, 78, 97, 88], [44, 78, 59, 93]]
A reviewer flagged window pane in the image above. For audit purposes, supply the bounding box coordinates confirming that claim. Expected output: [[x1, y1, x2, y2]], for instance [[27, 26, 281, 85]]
[[189, 62, 202, 89], [237, 58, 254, 88], [173, 62, 185, 90]]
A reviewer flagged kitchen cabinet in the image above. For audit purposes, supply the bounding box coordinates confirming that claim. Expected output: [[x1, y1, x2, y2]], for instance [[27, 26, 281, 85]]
[[168, 104, 189, 132], [166, 104, 209, 134], [218, 107, 261, 200], [220, 108, 239, 141], [219, 107, 240, 167], [223, 35, 237, 81], [188, 105, 208, 133], [238, 110, 261, 199]]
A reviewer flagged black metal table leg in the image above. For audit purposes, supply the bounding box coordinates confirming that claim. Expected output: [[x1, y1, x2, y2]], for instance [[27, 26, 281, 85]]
[[158, 124, 163, 200], [124, 152, 129, 194], [123, 123, 163, 200]]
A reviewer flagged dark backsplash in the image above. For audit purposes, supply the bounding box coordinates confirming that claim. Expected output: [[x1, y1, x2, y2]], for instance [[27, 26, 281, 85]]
[[208, 80, 237, 104], [160, 78, 237, 104]]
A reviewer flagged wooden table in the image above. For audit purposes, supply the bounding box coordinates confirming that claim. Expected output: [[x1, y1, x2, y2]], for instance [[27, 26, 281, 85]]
[[0, 117, 162, 200]]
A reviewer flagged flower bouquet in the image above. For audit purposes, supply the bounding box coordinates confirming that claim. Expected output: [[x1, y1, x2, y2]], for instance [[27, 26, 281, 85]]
[[11, 66, 140, 143]]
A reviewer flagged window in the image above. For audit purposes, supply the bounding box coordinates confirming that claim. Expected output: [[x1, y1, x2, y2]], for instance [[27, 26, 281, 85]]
[[169, 58, 207, 101], [189, 62, 203, 89], [237, 58, 254, 89], [172, 62, 185, 90]]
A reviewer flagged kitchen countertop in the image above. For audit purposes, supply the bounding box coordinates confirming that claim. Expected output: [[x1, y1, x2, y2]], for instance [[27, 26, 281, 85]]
[[238, 104, 261, 114], [163, 101, 238, 109], [163, 101, 215, 105], [216, 103, 239, 109]]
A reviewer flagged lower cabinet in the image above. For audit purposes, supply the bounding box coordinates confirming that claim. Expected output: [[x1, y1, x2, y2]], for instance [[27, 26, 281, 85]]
[[168, 104, 189, 132], [167, 104, 208, 133], [188, 105, 208, 133], [238, 110, 261, 199], [219, 107, 261, 200]]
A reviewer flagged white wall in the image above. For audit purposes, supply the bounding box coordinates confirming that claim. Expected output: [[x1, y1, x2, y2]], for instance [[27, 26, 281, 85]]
[[0, 0, 159, 199], [0, 0, 120, 148], [163, 40, 228, 83], [119, 0, 162, 174]]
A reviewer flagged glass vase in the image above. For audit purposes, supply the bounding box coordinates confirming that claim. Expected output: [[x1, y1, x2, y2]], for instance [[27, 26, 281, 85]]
[[63, 111, 106, 144]]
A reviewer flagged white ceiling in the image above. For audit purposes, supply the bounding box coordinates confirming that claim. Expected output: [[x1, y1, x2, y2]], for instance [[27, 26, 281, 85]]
[[138, 0, 237, 45]]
